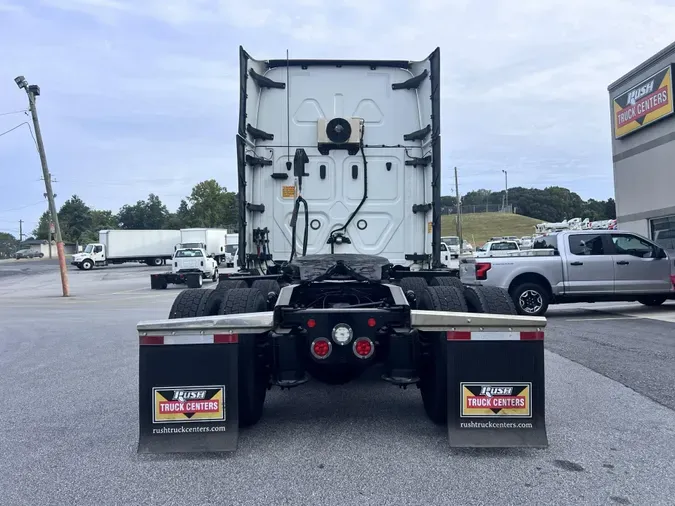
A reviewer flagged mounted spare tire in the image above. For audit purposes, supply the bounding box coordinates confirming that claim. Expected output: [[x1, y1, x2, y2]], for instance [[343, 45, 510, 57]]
[[220, 288, 269, 428], [416, 285, 467, 425]]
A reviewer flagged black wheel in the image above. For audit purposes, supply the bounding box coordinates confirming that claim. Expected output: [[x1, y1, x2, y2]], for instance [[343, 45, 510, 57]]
[[637, 295, 667, 306], [510, 282, 549, 316], [39, 253, 44, 258], [151, 258, 163, 267], [168, 288, 221, 319], [399, 277, 428, 300], [186, 273, 203, 288], [220, 288, 269, 428], [417, 285, 467, 425], [464, 285, 517, 315], [251, 279, 281, 295], [215, 279, 248, 292], [82, 259, 94, 271], [430, 276, 464, 291], [212, 268, 219, 282]]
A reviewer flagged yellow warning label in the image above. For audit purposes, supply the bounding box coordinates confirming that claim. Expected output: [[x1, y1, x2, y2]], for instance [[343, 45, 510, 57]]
[[282, 186, 296, 199], [428, 221, 433, 233]]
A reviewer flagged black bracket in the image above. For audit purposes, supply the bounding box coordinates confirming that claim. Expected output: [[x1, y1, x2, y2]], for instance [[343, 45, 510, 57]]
[[249, 68, 285, 89], [405, 156, 431, 168], [246, 203, 265, 213], [318, 143, 360, 156], [271, 173, 289, 180], [326, 232, 352, 245], [246, 123, 274, 141], [404, 124, 431, 142], [405, 253, 430, 262], [246, 154, 273, 168], [246, 253, 273, 262], [412, 203, 432, 214], [392, 69, 429, 90]]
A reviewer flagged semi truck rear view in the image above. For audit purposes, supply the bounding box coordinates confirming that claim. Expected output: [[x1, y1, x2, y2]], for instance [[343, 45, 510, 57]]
[[136, 46, 550, 454]]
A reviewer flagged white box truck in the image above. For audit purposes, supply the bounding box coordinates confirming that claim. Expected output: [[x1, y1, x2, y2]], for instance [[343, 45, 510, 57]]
[[179, 228, 228, 264], [224, 233, 238, 267], [71, 229, 181, 270]]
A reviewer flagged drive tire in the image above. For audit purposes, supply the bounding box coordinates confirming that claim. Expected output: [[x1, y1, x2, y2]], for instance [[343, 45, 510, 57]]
[[510, 282, 549, 316], [399, 277, 428, 301], [251, 279, 281, 296], [464, 285, 517, 315], [637, 295, 667, 306], [430, 276, 464, 291], [151, 258, 163, 267], [168, 288, 221, 319], [417, 285, 467, 425], [220, 288, 269, 428], [82, 259, 94, 271], [215, 279, 248, 293]]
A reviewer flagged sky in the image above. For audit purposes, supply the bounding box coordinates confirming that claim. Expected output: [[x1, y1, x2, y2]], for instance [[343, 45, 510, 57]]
[[1, 0, 674, 238]]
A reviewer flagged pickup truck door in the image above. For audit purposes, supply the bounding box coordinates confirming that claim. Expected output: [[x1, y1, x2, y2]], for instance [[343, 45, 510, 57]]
[[440, 242, 450, 266], [608, 233, 672, 293], [564, 233, 615, 294]]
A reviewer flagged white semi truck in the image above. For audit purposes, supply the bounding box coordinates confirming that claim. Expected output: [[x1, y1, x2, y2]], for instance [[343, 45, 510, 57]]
[[71, 229, 181, 270], [179, 228, 228, 264]]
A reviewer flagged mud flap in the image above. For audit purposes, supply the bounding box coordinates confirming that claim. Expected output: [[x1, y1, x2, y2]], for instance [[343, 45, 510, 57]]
[[446, 331, 548, 448], [138, 336, 239, 453]]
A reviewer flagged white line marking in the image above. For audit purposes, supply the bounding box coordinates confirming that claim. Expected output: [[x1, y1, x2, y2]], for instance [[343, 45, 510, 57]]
[[565, 316, 637, 322]]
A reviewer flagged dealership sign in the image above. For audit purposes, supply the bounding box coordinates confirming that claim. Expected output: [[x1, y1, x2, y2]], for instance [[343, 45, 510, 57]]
[[613, 64, 674, 138]]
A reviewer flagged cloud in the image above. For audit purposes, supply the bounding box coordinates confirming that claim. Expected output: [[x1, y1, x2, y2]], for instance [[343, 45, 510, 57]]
[[1, 0, 674, 233]]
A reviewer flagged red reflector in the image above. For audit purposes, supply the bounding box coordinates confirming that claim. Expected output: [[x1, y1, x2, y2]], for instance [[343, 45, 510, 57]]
[[312, 339, 330, 357], [446, 331, 471, 340], [307, 318, 317, 329], [367, 318, 377, 328], [354, 338, 373, 357], [140, 335, 164, 345], [520, 331, 544, 341], [214, 333, 238, 344]]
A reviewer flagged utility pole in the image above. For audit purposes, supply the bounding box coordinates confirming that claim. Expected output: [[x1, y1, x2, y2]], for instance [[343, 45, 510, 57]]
[[502, 169, 509, 212], [454, 167, 463, 248], [15, 76, 69, 296], [19, 220, 23, 242]]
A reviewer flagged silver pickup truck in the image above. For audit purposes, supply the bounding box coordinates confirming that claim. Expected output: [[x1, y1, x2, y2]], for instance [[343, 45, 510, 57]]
[[474, 229, 675, 316]]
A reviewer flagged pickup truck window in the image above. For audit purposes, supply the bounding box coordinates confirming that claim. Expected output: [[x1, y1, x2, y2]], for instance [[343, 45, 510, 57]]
[[568, 234, 605, 256], [532, 235, 558, 252], [611, 234, 656, 258], [175, 249, 204, 258], [492, 242, 518, 251]]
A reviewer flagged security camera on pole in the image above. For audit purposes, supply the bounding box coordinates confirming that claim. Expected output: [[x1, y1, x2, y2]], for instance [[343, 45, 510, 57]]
[[14, 75, 70, 296]]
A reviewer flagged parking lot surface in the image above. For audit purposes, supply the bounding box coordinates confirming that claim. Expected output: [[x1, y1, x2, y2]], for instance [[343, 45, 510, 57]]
[[1, 268, 674, 505]]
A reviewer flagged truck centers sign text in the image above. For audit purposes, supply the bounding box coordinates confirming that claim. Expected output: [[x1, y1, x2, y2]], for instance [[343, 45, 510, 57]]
[[613, 64, 674, 139]]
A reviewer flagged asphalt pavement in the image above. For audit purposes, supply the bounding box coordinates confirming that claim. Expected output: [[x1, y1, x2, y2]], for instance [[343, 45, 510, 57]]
[[0, 270, 674, 505]]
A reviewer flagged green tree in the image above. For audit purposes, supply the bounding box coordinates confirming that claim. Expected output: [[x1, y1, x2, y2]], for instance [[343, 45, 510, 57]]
[[117, 193, 169, 229], [32, 210, 52, 240], [58, 195, 92, 243], [81, 210, 118, 243], [185, 180, 237, 227], [0, 232, 18, 259]]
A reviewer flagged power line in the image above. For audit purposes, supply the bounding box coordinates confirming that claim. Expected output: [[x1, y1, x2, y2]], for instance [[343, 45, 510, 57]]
[[0, 200, 46, 213], [0, 109, 28, 117], [0, 121, 39, 150]]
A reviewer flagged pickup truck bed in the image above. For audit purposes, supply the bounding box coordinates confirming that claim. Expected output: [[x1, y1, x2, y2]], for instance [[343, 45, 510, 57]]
[[474, 230, 675, 315]]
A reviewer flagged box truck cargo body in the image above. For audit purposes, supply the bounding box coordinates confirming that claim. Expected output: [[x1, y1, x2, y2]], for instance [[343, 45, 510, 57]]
[[71, 229, 181, 270], [179, 228, 228, 263]]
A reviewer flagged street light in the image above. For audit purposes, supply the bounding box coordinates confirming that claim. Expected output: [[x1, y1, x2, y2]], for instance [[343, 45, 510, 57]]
[[15, 75, 70, 296], [502, 169, 508, 211]]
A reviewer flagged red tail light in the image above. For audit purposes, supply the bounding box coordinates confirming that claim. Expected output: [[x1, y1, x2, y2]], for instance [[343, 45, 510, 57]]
[[670, 275, 675, 288], [353, 337, 374, 359], [307, 318, 317, 328], [367, 318, 377, 328], [311, 338, 331, 359], [475, 262, 491, 280]]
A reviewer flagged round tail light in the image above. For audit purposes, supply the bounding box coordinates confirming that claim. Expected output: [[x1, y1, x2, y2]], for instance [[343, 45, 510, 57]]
[[311, 338, 332, 359], [353, 337, 374, 359]]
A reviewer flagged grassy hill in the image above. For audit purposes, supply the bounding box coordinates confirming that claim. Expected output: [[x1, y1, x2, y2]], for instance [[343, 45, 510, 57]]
[[441, 212, 541, 247]]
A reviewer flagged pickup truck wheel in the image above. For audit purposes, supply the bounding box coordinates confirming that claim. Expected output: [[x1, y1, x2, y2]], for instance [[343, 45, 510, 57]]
[[511, 282, 549, 316], [168, 288, 220, 318], [417, 285, 467, 425], [430, 276, 464, 291], [637, 296, 667, 306], [82, 259, 94, 271], [211, 268, 219, 282], [185, 274, 203, 288], [464, 285, 517, 315], [399, 277, 428, 302], [220, 288, 269, 428]]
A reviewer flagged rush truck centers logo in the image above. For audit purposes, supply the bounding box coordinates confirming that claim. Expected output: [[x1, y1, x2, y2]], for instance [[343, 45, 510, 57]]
[[613, 65, 674, 138], [460, 382, 531, 418], [152, 386, 225, 423]]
